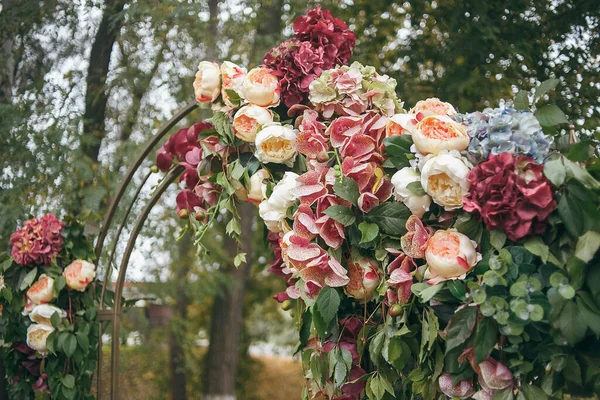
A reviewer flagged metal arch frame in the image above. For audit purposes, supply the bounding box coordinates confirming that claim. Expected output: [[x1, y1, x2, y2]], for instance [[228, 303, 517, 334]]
[[94, 100, 198, 399]]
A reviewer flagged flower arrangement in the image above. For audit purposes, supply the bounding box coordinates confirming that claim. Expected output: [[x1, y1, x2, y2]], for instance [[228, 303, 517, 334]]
[[157, 7, 600, 399], [1, 215, 99, 400]]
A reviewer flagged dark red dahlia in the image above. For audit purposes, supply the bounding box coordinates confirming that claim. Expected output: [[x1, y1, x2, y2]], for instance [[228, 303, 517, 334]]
[[463, 153, 556, 242], [10, 214, 64, 267]]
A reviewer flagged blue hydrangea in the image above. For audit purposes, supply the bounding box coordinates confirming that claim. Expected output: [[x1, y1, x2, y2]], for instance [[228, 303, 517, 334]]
[[457, 108, 553, 164]]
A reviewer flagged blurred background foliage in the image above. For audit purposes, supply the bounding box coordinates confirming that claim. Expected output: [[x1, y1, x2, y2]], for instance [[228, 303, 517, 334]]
[[0, 0, 598, 398]]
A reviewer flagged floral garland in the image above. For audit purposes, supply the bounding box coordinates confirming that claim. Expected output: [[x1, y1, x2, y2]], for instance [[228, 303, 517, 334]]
[[1, 215, 98, 400], [154, 6, 600, 400]]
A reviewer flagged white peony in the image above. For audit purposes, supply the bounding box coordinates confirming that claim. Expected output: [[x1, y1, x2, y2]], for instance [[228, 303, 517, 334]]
[[258, 172, 299, 233], [425, 229, 481, 284], [247, 169, 270, 205], [390, 167, 432, 218], [26, 324, 55, 354], [242, 67, 280, 107], [419, 150, 471, 210], [26, 275, 55, 305], [63, 260, 96, 292], [29, 304, 66, 325], [412, 115, 470, 155], [254, 123, 298, 167]]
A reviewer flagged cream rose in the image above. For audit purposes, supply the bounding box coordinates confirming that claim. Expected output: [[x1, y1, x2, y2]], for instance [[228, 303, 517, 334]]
[[345, 257, 381, 301], [193, 61, 221, 103], [254, 123, 298, 167], [391, 167, 432, 218], [425, 229, 480, 284], [248, 169, 270, 205], [232, 105, 273, 142], [410, 98, 457, 116], [220, 61, 247, 107], [26, 324, 55, 354], [242, 67, 280, 107], [29, 304, 66, 325], [63, 260, 96, 291], [385, 113, 415, 137], [26, 275, 55, 305], [420, 151, 471, 210], [412, 115, 469, 155], [258, 172, 299, 233]]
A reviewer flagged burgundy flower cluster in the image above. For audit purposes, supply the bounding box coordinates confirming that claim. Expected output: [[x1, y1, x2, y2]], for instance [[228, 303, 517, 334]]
[[10, 214, 64, 267], [262, 6, 356, 107], [155, 122, 225, 220], [12, 342, 49, 393], [463, 152, 555, 241]]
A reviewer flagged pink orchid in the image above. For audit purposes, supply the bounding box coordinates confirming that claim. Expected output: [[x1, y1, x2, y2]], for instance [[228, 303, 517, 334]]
[[296, 110, 330, 160], [386, 250, 416, 306], [293, 204, 319, 240], [438, 374, 475, 399], [328, 116, 363, 148], [401, 215, 433, 259], [281, 233, 349, 298], [292, 162, 336, 205]]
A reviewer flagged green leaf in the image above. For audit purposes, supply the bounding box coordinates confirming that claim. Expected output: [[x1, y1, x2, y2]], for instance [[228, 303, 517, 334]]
[[490, 230, 506, 251], [383, 135, 414, 157], [576, 293, 600, 336], [534, 78, 560, 103], [412, 282, 444, 303], [233, 252, 246, 267], [76, 331, 90, 351], [563, 158, 600, 190], [445, 306, 478, 352], [20, 268, 37, 291], [492, 387, 514, 400], [364, 202, 411, 236], [564, 355, 582, 385], [513, 91, 530, 110], [553, 300, 587, 346], [50, 311, 62, 328], [358, 222, 379, 244], [535, 104, 569, 126], [324, 205, 356, 227], [567, 140, 595, 162], [297, 310, 312, 352], [310, 354, 327, 384], [524, 237, 549, 264], [64, 334, 77, 357], [520, 383, 548, 400], [315, 287, 340, 327], [211, 111, 235, 145], [575, 231, 600, 263], [406, 181, 426, 196], [333, 177, 360, 205], [543, 158, 567, 187], [62, 374, 75, 389], [369, 375, 385, 400], [312, 307, 329, 339], [446, 280, 467, 301], [473, 318, 498, 363], [53, 275, 66, 297]]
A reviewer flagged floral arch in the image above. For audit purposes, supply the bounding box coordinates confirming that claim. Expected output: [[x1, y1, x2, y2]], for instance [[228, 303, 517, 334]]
[[2, 6, 600, 400]]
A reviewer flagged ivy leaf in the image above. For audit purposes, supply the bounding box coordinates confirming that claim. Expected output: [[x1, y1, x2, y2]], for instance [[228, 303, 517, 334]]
[[445, 306, 478, 352], [535, 104, 569, 127], [316, 287, 340, 326], [473, 318, 498, 363], [333, 177, 360, 205], [364, 202, 411, 236], [358, 222, 379, 244], [513, 90, 530, 110], [324, 205, 356, 227]]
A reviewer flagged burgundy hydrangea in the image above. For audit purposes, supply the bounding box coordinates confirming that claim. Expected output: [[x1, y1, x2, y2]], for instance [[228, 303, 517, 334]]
[[293, 5, 356, 67], [463, 153, 556, 242], [262, 6, 356, 107], [10, 214, 64, 267]]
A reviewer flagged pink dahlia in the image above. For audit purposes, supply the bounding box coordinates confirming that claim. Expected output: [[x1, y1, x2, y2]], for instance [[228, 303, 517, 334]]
[[10, 214, 64, 266], [463, 153, 555, 242]]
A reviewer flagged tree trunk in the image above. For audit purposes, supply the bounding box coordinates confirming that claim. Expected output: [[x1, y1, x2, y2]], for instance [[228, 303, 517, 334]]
[[81, 0, 126, 163], [0, 0, 16, 104], [203, 202, 255, 400]]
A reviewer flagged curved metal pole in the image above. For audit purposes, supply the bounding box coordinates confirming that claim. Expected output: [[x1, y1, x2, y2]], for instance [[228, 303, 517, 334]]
[[99, 169, 153, 308], [109, 165, 184, 400], [94, 101, 198, 260]]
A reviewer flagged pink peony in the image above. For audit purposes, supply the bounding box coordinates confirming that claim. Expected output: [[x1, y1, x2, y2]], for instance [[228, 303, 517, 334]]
[[10, 214, 64, 266], [463, 153, 556, 241]]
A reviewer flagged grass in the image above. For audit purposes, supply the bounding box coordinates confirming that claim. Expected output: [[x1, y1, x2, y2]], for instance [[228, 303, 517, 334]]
[[97, 345, 305, 399]]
